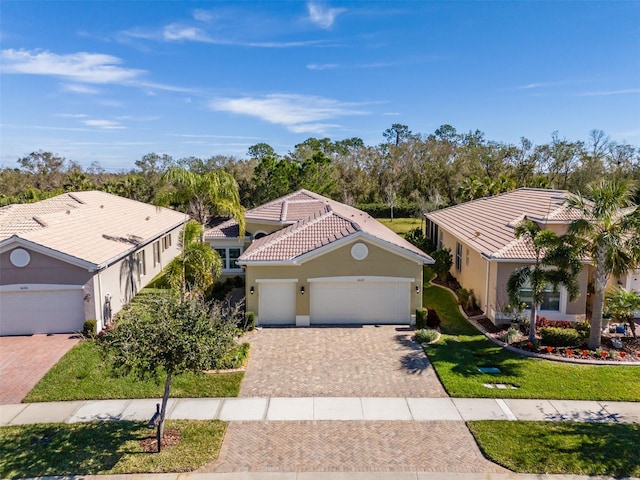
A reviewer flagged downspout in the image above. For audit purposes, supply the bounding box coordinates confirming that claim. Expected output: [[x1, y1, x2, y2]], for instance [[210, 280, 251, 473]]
[[484, 258, 490, 315], [97, 270, 104, 331]]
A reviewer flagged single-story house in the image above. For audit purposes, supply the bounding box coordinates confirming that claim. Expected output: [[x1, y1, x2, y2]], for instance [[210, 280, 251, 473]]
[[0, 191, 187, 336], [206, 189, 433, 326], [425, 188, 594, 324]]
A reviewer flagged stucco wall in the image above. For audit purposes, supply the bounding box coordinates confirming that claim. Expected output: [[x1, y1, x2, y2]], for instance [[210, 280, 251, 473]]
[[246, 220, 285, 237], [244, 239, 424, 317], [0, 248, 92, 286]]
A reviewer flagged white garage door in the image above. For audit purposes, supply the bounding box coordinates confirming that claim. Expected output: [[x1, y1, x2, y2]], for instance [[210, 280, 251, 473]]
[[0, 286, 85, 336], [258, 281, 296, 325], [310, 277, 411, 325]]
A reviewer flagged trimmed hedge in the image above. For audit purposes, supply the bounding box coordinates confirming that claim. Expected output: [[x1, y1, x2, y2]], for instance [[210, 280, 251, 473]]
[[355, 202, 421, 218], [416, 308, 428, 329], [540, 327, 581, 347]]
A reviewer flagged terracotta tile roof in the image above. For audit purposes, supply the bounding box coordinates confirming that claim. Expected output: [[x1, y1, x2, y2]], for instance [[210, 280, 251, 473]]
[[239, 189, 431, 263], [0, 191, 187, 267], [425, 188, 585, 260], [204, 219, 240, 239]]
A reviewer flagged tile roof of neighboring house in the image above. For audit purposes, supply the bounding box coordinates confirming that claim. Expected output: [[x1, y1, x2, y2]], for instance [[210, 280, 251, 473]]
[[425, 188, 588, 260], [237, 189, 431, 263], [0, 191, 187, 268]]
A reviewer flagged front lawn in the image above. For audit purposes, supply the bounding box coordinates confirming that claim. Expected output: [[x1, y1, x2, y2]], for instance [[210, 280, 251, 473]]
[[468, 421, 640, 477], [423, 282, 640, 401], [24, 341, 243, 402], [0, 420, 225, 476]]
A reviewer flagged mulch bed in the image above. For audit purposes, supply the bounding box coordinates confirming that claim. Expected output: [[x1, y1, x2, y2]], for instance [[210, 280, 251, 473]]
[[140, 428, 181, 453], [478, 320, 640, 362]]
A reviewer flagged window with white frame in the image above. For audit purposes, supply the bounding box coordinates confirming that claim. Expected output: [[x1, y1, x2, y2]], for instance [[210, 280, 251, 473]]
[[519, 282, 561, 311], [214, 247, 243, 271], [153, 241, 161, 267], [455, 242, 462, 272], [437, 230, 444, 249], [162, 234, 171, 251], [135, 250, 146, 280]]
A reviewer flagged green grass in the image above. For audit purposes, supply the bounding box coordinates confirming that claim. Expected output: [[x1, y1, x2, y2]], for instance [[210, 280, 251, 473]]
[[377, 217, 422, 235], [24, 341, 243, 402], [0, 420, 225, 476], [468, 421, 640, 476], [423, 282, 640, 401]]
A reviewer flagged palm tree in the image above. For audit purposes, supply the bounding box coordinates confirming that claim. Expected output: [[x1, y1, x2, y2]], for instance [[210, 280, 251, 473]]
[[507, 220, 582, 342], [162, 167, 245, 236], [605, 286, 640, 338], [165, 221, 222, 298], [567, 179, 640, 349]]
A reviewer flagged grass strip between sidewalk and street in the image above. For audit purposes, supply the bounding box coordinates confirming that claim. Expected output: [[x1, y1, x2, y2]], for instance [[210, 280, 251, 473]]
[[423, 280, 640, 401], [0, 420, 225, 477], [23, 341, 243, 402], [468, 420, 640, 477]]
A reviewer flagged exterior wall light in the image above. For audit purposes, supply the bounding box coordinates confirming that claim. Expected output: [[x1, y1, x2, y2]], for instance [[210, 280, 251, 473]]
[[250, 286, 255, 295], [416, 285, 420, 294], [300, 286, 305, 295]]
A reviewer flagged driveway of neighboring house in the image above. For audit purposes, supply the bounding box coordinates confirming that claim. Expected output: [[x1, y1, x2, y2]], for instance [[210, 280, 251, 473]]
[[239, 325, 448, 398], [0, 334, 80, 404]]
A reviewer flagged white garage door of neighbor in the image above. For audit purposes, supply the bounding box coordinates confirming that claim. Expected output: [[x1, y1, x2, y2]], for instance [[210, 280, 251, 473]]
[[0, 287, 85, 336], [310, 279, 411, 324], [258, 281, 296, 325]]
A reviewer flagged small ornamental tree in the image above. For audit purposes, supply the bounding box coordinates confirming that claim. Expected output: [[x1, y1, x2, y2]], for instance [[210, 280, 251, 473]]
[[100, 293, 238, 451], [605, 286, 640, 338], [431, 247, 453, 281]]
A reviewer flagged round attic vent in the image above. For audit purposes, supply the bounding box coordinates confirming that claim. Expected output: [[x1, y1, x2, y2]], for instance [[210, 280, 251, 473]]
[[351, 242, 369, 260], [10, 248, 31, 268]]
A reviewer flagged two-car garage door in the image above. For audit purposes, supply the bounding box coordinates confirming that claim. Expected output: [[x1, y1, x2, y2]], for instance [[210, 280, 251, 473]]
[[257, 277, 411, 325], [310, 278, 411, 324], [0, 286, 85, 336]]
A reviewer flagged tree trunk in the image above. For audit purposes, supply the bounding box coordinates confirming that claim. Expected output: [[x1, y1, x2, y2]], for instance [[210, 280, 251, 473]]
[[157, 370, 172, 453], [528, 304, 538, 343], [589, 252, 610, 350]]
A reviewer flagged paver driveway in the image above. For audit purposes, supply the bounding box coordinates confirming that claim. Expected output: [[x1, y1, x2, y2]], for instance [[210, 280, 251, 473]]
[[239, 325, 447, 397], [0, 334, 80, 404]]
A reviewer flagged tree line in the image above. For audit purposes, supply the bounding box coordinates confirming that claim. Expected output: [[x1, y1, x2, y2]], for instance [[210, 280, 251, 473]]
[[2, 125, 639, 214]]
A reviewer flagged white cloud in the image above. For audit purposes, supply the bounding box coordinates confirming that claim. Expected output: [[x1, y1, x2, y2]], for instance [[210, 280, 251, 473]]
[[307, 2, 346, 29], [307, 63, 339, 70], [83, 119, 124, 129], [1, 49, 143, 84], [577, 88, 640, 97], [193, 9, 215, 22], [163, 24, 212, 42], [210, 93, 367, 132], [61, 83, 101, 94], [54, 113, 88, 118]]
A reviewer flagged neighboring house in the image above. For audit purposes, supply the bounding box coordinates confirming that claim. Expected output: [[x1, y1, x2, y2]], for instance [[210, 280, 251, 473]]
[[0, 191, 187, 336], [425, 188, 593, 325], [206, 189, 433, 326]]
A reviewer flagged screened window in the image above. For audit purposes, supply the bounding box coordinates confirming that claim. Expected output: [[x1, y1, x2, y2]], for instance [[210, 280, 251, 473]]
[[162, 234, 171, 251], [519, 285, 561, 311], [214, 247, 243, 271], [153, 241, 161, 267], [135, 250, 146, 280]]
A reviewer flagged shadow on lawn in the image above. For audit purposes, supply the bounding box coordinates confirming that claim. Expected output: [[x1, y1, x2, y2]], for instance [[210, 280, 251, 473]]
[[395, 333, 433, 374], [427, 335, 527, 378], [0, 421, 144, 477]]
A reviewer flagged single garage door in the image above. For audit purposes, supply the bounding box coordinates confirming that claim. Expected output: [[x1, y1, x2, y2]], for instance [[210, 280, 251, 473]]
[[0, 286, 85, 336], [310, 277, 411, 325], [258, 281, 296, 325]]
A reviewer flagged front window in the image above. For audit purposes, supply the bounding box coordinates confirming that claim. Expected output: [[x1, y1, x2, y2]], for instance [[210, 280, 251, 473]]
[[135, 250, 146, 280], [153, 241, 161, 267], [519, 284, 561, 311], [214, 247, 243, 271]]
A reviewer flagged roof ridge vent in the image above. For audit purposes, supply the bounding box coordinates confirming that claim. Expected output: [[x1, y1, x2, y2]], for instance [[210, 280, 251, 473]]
[[66, 193, 86, 204], [32, 216, 48, 227]]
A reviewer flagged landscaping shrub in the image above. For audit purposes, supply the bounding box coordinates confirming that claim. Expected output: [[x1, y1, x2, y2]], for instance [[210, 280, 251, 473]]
[[456, 288, 479, 312], [208, 342, 250, 370], [415, 328, 439, 344], [502, 327, 520, 345], [427, 308, 441, 329], [431, 247, 453, 280], [574, 320, 590, 339], [404, 227, 432, 252], [355, 202, 420, 218], [416, 307, 428, 329], [244, 311, 256, 331], [540, 327, 581, 347], [82, 319, 97, 338]]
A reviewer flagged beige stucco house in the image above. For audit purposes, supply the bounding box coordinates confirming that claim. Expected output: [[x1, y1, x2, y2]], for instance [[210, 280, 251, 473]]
[[425, 188, 597, 325], [206, 190, 433, 326], [0, 191, 187, 336]]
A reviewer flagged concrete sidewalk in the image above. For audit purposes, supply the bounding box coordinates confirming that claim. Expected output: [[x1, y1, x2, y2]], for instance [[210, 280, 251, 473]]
[[1, 397, 638, 425]]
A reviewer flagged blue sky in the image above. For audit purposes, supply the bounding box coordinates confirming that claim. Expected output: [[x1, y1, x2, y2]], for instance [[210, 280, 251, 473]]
[[1, 1, 639, 171]]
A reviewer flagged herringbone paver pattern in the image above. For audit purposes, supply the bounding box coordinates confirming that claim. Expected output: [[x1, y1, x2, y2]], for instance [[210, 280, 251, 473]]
[[0, 334, 80, 404], [200, 421, 508, 473], [240, 326, 447, 397]]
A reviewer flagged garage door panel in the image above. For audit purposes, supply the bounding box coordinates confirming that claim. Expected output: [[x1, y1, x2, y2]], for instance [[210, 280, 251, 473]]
[[310, 280, 410, 325], [0, 289, 85, 336], [258, 282, 296, 325]]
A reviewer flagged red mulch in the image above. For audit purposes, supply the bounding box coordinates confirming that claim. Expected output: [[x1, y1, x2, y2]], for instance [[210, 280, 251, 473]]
[[140, 428, 181, 453]]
